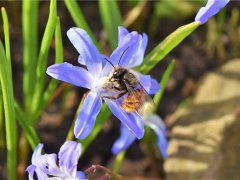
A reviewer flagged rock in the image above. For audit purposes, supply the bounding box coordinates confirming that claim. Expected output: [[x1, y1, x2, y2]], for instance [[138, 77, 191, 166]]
[[165, 59, 240, 180]]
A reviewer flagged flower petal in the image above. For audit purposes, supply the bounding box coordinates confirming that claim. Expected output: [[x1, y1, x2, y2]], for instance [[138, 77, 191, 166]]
[[47, 62, 93, 89], [145, 114, 168, 158], [112, 123, 136, 154], [59, 141, 82, 177], [74, 92, 102, 139], [31, 144, 44, 165], [78, 54, 108, 68], [67, 28, 102, 74], [26, 165, 36, 180], [127, 33, 148, 67], [27, 144, 51, 179], [46, 154, 63, 177], [113, 33, 141, 68], [35, 168, 49, 180], [102, 31, 139, 76], [139, 74, 160, 94], [76, 171, 86, 179], [195, 0, 229, 24], [118, 26, 129, 46], [105, 99, 144, 139], [117, 27, 148, 68]]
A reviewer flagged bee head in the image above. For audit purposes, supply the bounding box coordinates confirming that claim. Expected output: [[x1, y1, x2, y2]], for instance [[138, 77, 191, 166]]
[[112, 68, 126, 80]]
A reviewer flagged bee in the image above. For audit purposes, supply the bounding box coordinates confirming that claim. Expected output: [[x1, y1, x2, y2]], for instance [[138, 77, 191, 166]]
[[103, 49, 154, 114]]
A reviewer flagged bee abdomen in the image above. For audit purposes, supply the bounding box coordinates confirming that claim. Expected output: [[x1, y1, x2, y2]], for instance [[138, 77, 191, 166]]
[[122, 90, 145, 112]]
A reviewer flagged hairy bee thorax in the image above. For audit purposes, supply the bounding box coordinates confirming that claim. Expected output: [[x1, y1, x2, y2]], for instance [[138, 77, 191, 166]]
[[110, 67, 138, 88]]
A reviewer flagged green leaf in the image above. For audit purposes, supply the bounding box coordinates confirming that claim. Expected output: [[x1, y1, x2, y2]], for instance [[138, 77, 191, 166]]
[[99, 0, 123, 49], [1, 8, 11, 77], [112, 150, 126, 174], [136, 22, 200, 74], [35, 16, 64, 121], [0, 88, 4, 150], [154, 60, 175, 109], [123, 0, 148, 27], [0, 41, 17, 180], [31, 0, 57, 118], [14, 102, 40, 149], [64, 0, 101, 50], [22, 0, 39, 110]]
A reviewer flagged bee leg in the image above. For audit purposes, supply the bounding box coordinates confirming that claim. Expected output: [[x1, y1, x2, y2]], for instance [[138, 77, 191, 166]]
[[102, 91, 126, 100]]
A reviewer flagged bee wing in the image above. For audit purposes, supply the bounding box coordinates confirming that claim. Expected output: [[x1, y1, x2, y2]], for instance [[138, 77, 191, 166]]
[[137, 90, 155, 117]]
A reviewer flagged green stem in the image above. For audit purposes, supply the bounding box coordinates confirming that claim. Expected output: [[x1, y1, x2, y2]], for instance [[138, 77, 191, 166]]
[[136, 22, 200, 74], [0, 89, 4, 150], [153, 60, 175, 110], [0, 41, 17, 180], [64, 0, 101, 50], [112, 150, 126, 173], [22, 0, 39, 110], [1, 8, 12, 77], [30, 0, 57, 119], [14, 101, 40, 149], [32, 16, 63, 123]]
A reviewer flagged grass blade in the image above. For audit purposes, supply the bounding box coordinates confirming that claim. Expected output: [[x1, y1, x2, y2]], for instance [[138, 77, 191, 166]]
[[14, 102, 40, 149], [112, 150, 126, 173], [1, 8, 11, 76], [0, 89, 4, 150], [42, 17, 63, 103], [154, 60, 175, 109], [64, 0, 101, 50], [0, 41, 17, 180], [136, 22, 200, 74], [123, 0, 148, 27], [22, 1, 39, 110], [31, 0, 57, 118], [99, 0, 122, 49], [33, 17, 64, 122]]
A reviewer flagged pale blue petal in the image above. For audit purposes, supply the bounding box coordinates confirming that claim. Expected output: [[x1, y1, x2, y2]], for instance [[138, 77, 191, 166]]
[[127, 33, 148, 67], [145, 115, 168, 158], [78, 55, 85, 66], [118, 26, 129, 46], [46, 154, 63, 177], [112, 123, 136, 154], [27, 144, 50, 179], [139, 74, 160, 94], [102, 32, 139, 76], [31, 144, 44, 165], [59, 141, 82, 177], [47, 62, 93, 89], [105, 99, 144, 139], [195, 0, 229, 24], [26, 165, 36, 180], [118, 35, 141, 67], [67, 28, 102, 74], [78, 54, 108, 68], [35, 168, 49, 180], [76, 171, 86, 179], [74, 92, 102, 139]]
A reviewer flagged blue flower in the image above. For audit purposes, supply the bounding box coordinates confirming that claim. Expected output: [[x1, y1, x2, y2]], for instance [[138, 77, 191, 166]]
[[26, 141, 85, 180], [112, 114, 168, 158], [47, 27, 160, 140], [195, 0, 229, 24]]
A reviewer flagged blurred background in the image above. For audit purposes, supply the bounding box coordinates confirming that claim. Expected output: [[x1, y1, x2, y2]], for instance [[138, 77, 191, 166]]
[[0, 1, 240, 179]]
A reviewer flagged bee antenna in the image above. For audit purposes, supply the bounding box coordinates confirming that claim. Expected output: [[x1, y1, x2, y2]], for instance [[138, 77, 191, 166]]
[[117, 47, 130, 65], [104, 57, 116, 69]]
